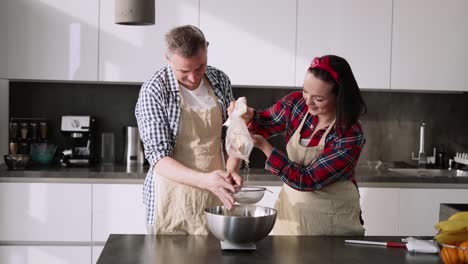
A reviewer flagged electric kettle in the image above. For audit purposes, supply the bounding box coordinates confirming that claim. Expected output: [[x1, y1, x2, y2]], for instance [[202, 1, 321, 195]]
[[123, 126, 144, 165]]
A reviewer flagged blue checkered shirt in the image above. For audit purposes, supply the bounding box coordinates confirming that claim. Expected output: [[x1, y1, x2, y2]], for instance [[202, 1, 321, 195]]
[[135, 65, 234, 227]]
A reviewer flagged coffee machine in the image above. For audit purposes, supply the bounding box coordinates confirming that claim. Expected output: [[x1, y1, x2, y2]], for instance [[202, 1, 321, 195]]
[[60, 116, 97, 167]]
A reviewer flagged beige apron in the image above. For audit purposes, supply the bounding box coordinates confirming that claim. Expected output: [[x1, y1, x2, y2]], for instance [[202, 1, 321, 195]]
[[153, 79, 224, 235], [272, 113, 365, 236]]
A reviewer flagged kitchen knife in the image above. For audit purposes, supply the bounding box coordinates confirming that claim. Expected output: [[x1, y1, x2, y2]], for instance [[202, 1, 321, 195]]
[[345, 240, 407, 248]]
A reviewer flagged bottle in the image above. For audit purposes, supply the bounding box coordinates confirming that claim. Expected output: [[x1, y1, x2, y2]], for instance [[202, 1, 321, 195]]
[[9, 122, 18, 140], [20, 122, 29, 140], [39, 122, 48, 141], [436, 145, 447, 169], [30, 122, 38, 142]]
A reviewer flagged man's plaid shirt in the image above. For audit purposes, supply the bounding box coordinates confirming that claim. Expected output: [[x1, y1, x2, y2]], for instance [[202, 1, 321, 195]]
[[135, 65, 234, 227], [249, 91, 365, 191]]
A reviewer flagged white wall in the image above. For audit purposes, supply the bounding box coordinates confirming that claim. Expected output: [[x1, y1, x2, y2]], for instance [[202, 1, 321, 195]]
[[0, 79, 8, 163]]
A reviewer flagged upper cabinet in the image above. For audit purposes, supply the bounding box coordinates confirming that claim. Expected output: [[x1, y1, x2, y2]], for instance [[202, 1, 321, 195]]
[[296, 0, 392, 89], [200, 0, 296, 87], [391, 0, 468, 91], [99, 0, 198, 83], [3, 0, 468, 91], [0, 0, 99, 81]]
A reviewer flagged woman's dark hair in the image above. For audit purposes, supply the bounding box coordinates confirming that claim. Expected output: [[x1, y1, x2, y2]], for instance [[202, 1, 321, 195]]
[[308, 55, 367, 136]]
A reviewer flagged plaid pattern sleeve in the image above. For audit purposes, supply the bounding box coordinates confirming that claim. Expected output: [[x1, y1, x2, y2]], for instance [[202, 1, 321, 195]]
[[135, 65, 233, 227], [250, 91, 365, 191], [135, 66, 181, 227], [265, 123, 365, 191], [248, 92, 305, 141]]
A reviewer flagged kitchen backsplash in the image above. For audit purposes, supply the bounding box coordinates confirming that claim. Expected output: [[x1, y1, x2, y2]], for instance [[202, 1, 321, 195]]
[[9, 82, 468, 167]]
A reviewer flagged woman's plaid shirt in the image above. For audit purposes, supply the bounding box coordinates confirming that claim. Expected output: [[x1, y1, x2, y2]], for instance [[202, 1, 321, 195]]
[[135, 65, 234, 227], [249, 91, 365, 191]]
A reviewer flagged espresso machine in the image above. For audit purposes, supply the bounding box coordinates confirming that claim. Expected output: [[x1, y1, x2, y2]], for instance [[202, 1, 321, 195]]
[[60, 116, 97, 167]]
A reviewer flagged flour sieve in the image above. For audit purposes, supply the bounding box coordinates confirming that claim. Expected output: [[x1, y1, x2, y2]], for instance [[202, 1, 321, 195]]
[[232, 186, 271, 204]]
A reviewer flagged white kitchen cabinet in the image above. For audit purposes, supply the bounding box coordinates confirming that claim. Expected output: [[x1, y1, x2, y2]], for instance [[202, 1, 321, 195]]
[[0, 0, 99, 81], [0, 183, 92, 242], [200, 0, 296, 87], [392, 0, 468, 91], [98, 0, 198, 83], [0, 246, 91, 264], [92, 246, 104, 264], [398, 188, 468, 236], [359, 187, 400, 236], [92, 184, 147, 242], [296, 0, 392, 89]]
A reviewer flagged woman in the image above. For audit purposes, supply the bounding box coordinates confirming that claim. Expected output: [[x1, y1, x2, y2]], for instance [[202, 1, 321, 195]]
[[243, 55, 367, 235]]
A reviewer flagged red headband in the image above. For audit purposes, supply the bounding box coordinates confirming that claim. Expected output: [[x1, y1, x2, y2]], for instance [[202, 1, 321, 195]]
[[309, 57, 339, 83]]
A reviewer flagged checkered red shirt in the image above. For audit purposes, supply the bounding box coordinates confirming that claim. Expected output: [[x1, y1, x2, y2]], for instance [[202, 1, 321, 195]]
[[249, 91, 365, 191]]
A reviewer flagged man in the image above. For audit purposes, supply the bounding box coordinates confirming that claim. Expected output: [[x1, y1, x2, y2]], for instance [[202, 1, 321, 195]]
[[135, 25, 242, 235]]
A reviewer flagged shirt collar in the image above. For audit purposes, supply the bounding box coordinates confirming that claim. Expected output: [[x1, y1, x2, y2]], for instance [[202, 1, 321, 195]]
[[205, 66, 220, 86], [167, 65, 219, 92]]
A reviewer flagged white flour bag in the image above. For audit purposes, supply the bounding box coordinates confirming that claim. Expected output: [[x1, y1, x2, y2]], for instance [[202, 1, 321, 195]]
[[224, 97, 253, 162]]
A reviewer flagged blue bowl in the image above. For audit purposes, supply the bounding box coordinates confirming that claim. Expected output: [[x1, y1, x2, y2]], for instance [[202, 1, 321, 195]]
[[30, 143, 57, 165]]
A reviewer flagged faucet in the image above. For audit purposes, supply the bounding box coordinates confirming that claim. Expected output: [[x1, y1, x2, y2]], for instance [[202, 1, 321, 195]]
[[412, 121, 428, 167]]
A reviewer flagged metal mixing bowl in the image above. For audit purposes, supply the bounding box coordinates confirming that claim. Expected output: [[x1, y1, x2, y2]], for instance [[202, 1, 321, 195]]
[[205, 205, 277, 244]]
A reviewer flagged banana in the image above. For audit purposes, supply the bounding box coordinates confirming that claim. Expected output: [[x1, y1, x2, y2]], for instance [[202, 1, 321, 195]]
[[435, 219, 468, 233], [448, 212, 468, 221], [435, 230, 468, 245]]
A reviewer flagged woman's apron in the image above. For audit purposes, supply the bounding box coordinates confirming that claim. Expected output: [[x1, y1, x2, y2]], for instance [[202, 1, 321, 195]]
[[272, 114, 365, 236], [153, 80, 224, 235]]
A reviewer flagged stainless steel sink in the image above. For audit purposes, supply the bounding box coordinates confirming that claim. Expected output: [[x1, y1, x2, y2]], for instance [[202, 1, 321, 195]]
[[387, 168, 468, 177]]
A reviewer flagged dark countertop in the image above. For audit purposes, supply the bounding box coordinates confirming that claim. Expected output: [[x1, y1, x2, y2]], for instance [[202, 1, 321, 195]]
[[97, 234, 442, 264], [1, 164, 468, 188]]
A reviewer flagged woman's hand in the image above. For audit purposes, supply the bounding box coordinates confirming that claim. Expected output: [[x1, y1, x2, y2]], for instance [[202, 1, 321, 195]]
[[228, 101, 255, 125], [252, 134, 273, 158]]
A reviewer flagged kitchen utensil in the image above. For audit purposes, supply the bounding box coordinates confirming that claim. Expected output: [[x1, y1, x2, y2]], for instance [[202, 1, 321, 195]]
[[345, 240, 407, 248], [30, 143, 57, 165], [123, 126, 144, 165], [101, 132, 115, 164], [205, 205, 277, 250], [4, 154, 31, 170], [60, 116, 97, 167], [454, 152, 468, 165], [232, 186, 270, 204]]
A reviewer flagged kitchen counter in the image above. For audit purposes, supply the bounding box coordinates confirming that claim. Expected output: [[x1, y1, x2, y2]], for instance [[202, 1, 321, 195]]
[[1, 164, 468, 188], [97, 234, 442, 264]]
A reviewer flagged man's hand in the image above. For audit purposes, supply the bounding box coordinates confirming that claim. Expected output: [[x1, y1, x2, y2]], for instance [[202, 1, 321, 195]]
[[226, 170, 243, 187], [252, 134, 273, 158], [201, 170, 237, 209], [228, 101, 255, 125]]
